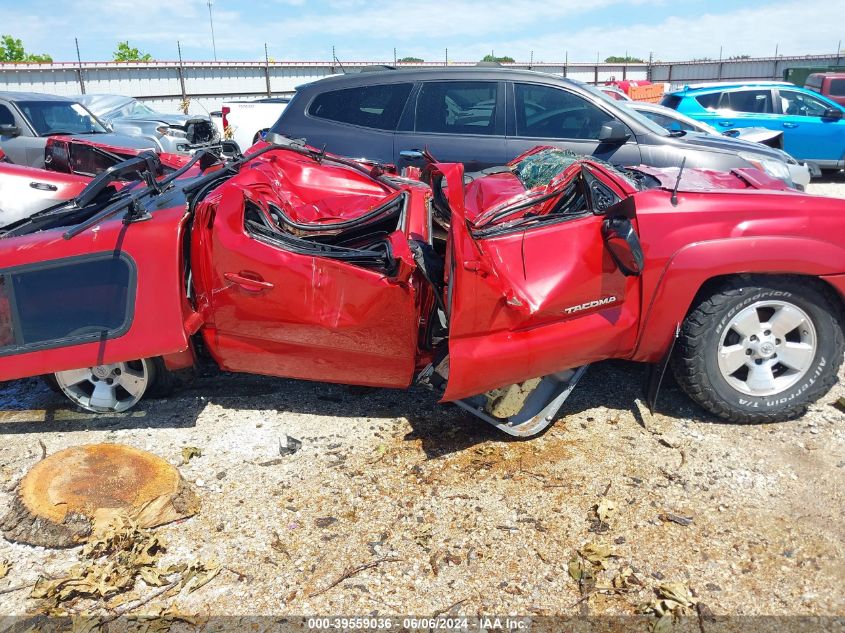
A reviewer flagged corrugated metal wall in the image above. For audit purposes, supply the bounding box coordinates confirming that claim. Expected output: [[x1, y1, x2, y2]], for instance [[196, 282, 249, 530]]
[[0, 60, 648, 115], [649, 54, 843, 89], [2, 54, 842, 115]]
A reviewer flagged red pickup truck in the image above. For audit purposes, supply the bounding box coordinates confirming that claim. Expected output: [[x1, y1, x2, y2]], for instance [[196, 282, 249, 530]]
[[805, 73, 845, 107], [0, 139, 843, 436]]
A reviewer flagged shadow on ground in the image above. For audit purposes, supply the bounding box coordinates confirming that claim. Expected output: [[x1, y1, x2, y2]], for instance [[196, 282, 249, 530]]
[[0, 360, 729, 454]]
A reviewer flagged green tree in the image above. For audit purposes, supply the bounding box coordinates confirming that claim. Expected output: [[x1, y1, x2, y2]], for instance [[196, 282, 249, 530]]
[[0, 35, 53, 63], [398, 56, 424, 63], [604, 55, 644, 63], [481, 53, 515, 63], [113, 41, 153, 62]]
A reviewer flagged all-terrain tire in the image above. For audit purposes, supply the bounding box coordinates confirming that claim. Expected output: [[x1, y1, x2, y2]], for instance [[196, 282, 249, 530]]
[[146, 357, 177, 398], [671, 277, 843, 423]]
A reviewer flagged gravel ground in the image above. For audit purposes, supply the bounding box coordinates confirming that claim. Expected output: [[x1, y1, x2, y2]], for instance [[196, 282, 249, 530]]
[[0, 178, 843, 622]]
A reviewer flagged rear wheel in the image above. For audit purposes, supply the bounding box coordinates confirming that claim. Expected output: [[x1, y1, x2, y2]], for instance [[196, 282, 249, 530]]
[[672, 278, 843, 423], [54, 358, 156, 413]]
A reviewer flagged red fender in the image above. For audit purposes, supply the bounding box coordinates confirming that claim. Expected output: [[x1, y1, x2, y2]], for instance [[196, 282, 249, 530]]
[[633, 236, 845, 363]]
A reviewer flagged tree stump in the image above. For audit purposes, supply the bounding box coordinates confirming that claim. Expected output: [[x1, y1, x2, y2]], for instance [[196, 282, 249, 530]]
[[1, 444, 200, 548]]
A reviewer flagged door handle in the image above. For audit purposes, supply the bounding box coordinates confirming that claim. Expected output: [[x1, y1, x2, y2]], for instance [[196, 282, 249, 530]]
[[224, 271, 274, 292], [399, 149, 424, 162], [783, 122, 799, 128], [717, 121, 734, 127], [30, 181, 58, 191]]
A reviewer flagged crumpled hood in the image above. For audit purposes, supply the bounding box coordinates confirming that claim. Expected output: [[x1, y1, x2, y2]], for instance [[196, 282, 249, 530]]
[[109, 112, 210, 127], [632, 164, 793, 192]]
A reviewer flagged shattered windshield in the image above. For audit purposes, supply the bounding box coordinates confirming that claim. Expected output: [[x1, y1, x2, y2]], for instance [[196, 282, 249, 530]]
[[513, 148, 580, 189], [512, 147, 641, 191]]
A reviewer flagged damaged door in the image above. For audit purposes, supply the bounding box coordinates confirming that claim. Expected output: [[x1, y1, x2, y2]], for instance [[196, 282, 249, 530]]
[[0, 205, 192, 383], [438, 157, 644, 405], [193, 160, 421, 389]]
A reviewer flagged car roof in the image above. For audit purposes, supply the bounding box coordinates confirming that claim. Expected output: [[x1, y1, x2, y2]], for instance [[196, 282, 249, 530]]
[[0, 90, 75, 103], [298, 66, 579, 90], [671, 81, 793, 94], [807, 72, 845, 78], [75, 94, 135, 114]]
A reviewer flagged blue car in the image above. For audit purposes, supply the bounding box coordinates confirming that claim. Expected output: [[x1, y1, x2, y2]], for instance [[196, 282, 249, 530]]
[[662, 81, 845, 172]]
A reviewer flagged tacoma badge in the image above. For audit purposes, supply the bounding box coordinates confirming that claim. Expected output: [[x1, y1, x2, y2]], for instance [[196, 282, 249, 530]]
[[564, 296, 618, 314]]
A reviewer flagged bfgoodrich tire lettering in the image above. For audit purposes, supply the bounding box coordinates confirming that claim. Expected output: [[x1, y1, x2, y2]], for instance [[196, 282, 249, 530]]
[[672, 278, 843, 423]]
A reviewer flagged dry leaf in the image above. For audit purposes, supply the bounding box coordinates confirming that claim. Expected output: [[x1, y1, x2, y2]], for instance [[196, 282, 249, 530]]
[[181, 561, 220, 594], [595, 498, 618, 524], [181, 446, 202, 465], [656, 582, 697, 608], [568, 557, 587, 582], [612, 566, 643, 590], [0, 559, 9, 579], [835, 397, 845, 413], [580, 543, 614, 569]]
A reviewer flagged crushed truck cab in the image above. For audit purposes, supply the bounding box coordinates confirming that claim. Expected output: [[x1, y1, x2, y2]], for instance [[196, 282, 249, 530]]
[[0, 139, 843, 436]]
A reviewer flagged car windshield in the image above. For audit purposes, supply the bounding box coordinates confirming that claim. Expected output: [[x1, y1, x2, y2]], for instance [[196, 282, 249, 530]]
[[18, 101, 108, 136], [579, 83, 670, 136], [630, 104, 720, 135], [119, 100, 159, 118]]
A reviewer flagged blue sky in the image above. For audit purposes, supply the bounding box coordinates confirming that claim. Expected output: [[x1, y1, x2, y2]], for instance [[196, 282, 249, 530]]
[[1, 0, 843, 63]]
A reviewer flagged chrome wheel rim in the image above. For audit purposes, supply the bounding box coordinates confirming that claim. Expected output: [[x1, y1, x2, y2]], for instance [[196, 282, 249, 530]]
[[717, 300, 816, 397], [55, 359, 152, 413]]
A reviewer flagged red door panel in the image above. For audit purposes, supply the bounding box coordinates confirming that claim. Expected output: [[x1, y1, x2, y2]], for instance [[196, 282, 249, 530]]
[[196, 195, 421, 389], [0, 207, 191, 381], [439, 163, 642, 402]]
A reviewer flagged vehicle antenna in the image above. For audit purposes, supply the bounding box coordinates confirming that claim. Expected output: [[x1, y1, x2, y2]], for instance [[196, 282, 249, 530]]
[[671, 157, 687, 207]]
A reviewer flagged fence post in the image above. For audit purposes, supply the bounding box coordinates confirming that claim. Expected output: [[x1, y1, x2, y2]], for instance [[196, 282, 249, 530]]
[[647, 52, 653, 81], [177, 41, 187, 101], [773, 44, 779, 79], [563, 51, 568, 78], [74, 37, 85, 94], [264, 43, 272, 96]]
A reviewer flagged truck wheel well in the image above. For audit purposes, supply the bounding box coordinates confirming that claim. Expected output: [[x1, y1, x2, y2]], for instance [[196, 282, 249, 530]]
[[688, 273, 845, 332]]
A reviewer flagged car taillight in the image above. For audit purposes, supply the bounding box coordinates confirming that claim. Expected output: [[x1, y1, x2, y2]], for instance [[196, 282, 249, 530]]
[[222, 106, 230, 130]]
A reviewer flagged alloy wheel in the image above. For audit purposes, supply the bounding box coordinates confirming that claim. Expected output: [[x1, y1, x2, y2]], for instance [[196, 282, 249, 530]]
[[717, 300, 817, 397], [54, 359, 153, 413]]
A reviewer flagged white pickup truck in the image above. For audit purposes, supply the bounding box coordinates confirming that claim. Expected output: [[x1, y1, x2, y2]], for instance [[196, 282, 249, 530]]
[[214, 97, 291, 154]]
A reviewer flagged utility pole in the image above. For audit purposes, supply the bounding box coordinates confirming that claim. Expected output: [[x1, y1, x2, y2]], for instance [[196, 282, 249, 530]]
[[177, 40, 187, 101], [207, 0, 217, 61], [74, 37, 85, 94], [773, 43, 779, 80], [264, 43, 271, 96]]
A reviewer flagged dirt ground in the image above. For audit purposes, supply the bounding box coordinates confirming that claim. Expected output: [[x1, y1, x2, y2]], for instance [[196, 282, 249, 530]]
[[0, 178, 843, 624]]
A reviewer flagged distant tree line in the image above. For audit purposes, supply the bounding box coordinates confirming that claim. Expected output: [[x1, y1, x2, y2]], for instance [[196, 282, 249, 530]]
[[0, 35, 52, 62], [604, 55, 644, 63]]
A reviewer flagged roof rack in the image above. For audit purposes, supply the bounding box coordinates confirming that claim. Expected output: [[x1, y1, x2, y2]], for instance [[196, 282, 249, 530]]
[[358, 65, 396, 73], [681, 80, 793, 90]]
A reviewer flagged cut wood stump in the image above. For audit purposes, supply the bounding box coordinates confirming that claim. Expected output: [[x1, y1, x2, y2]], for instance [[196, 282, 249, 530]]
[[1, 444, 199, 548]]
